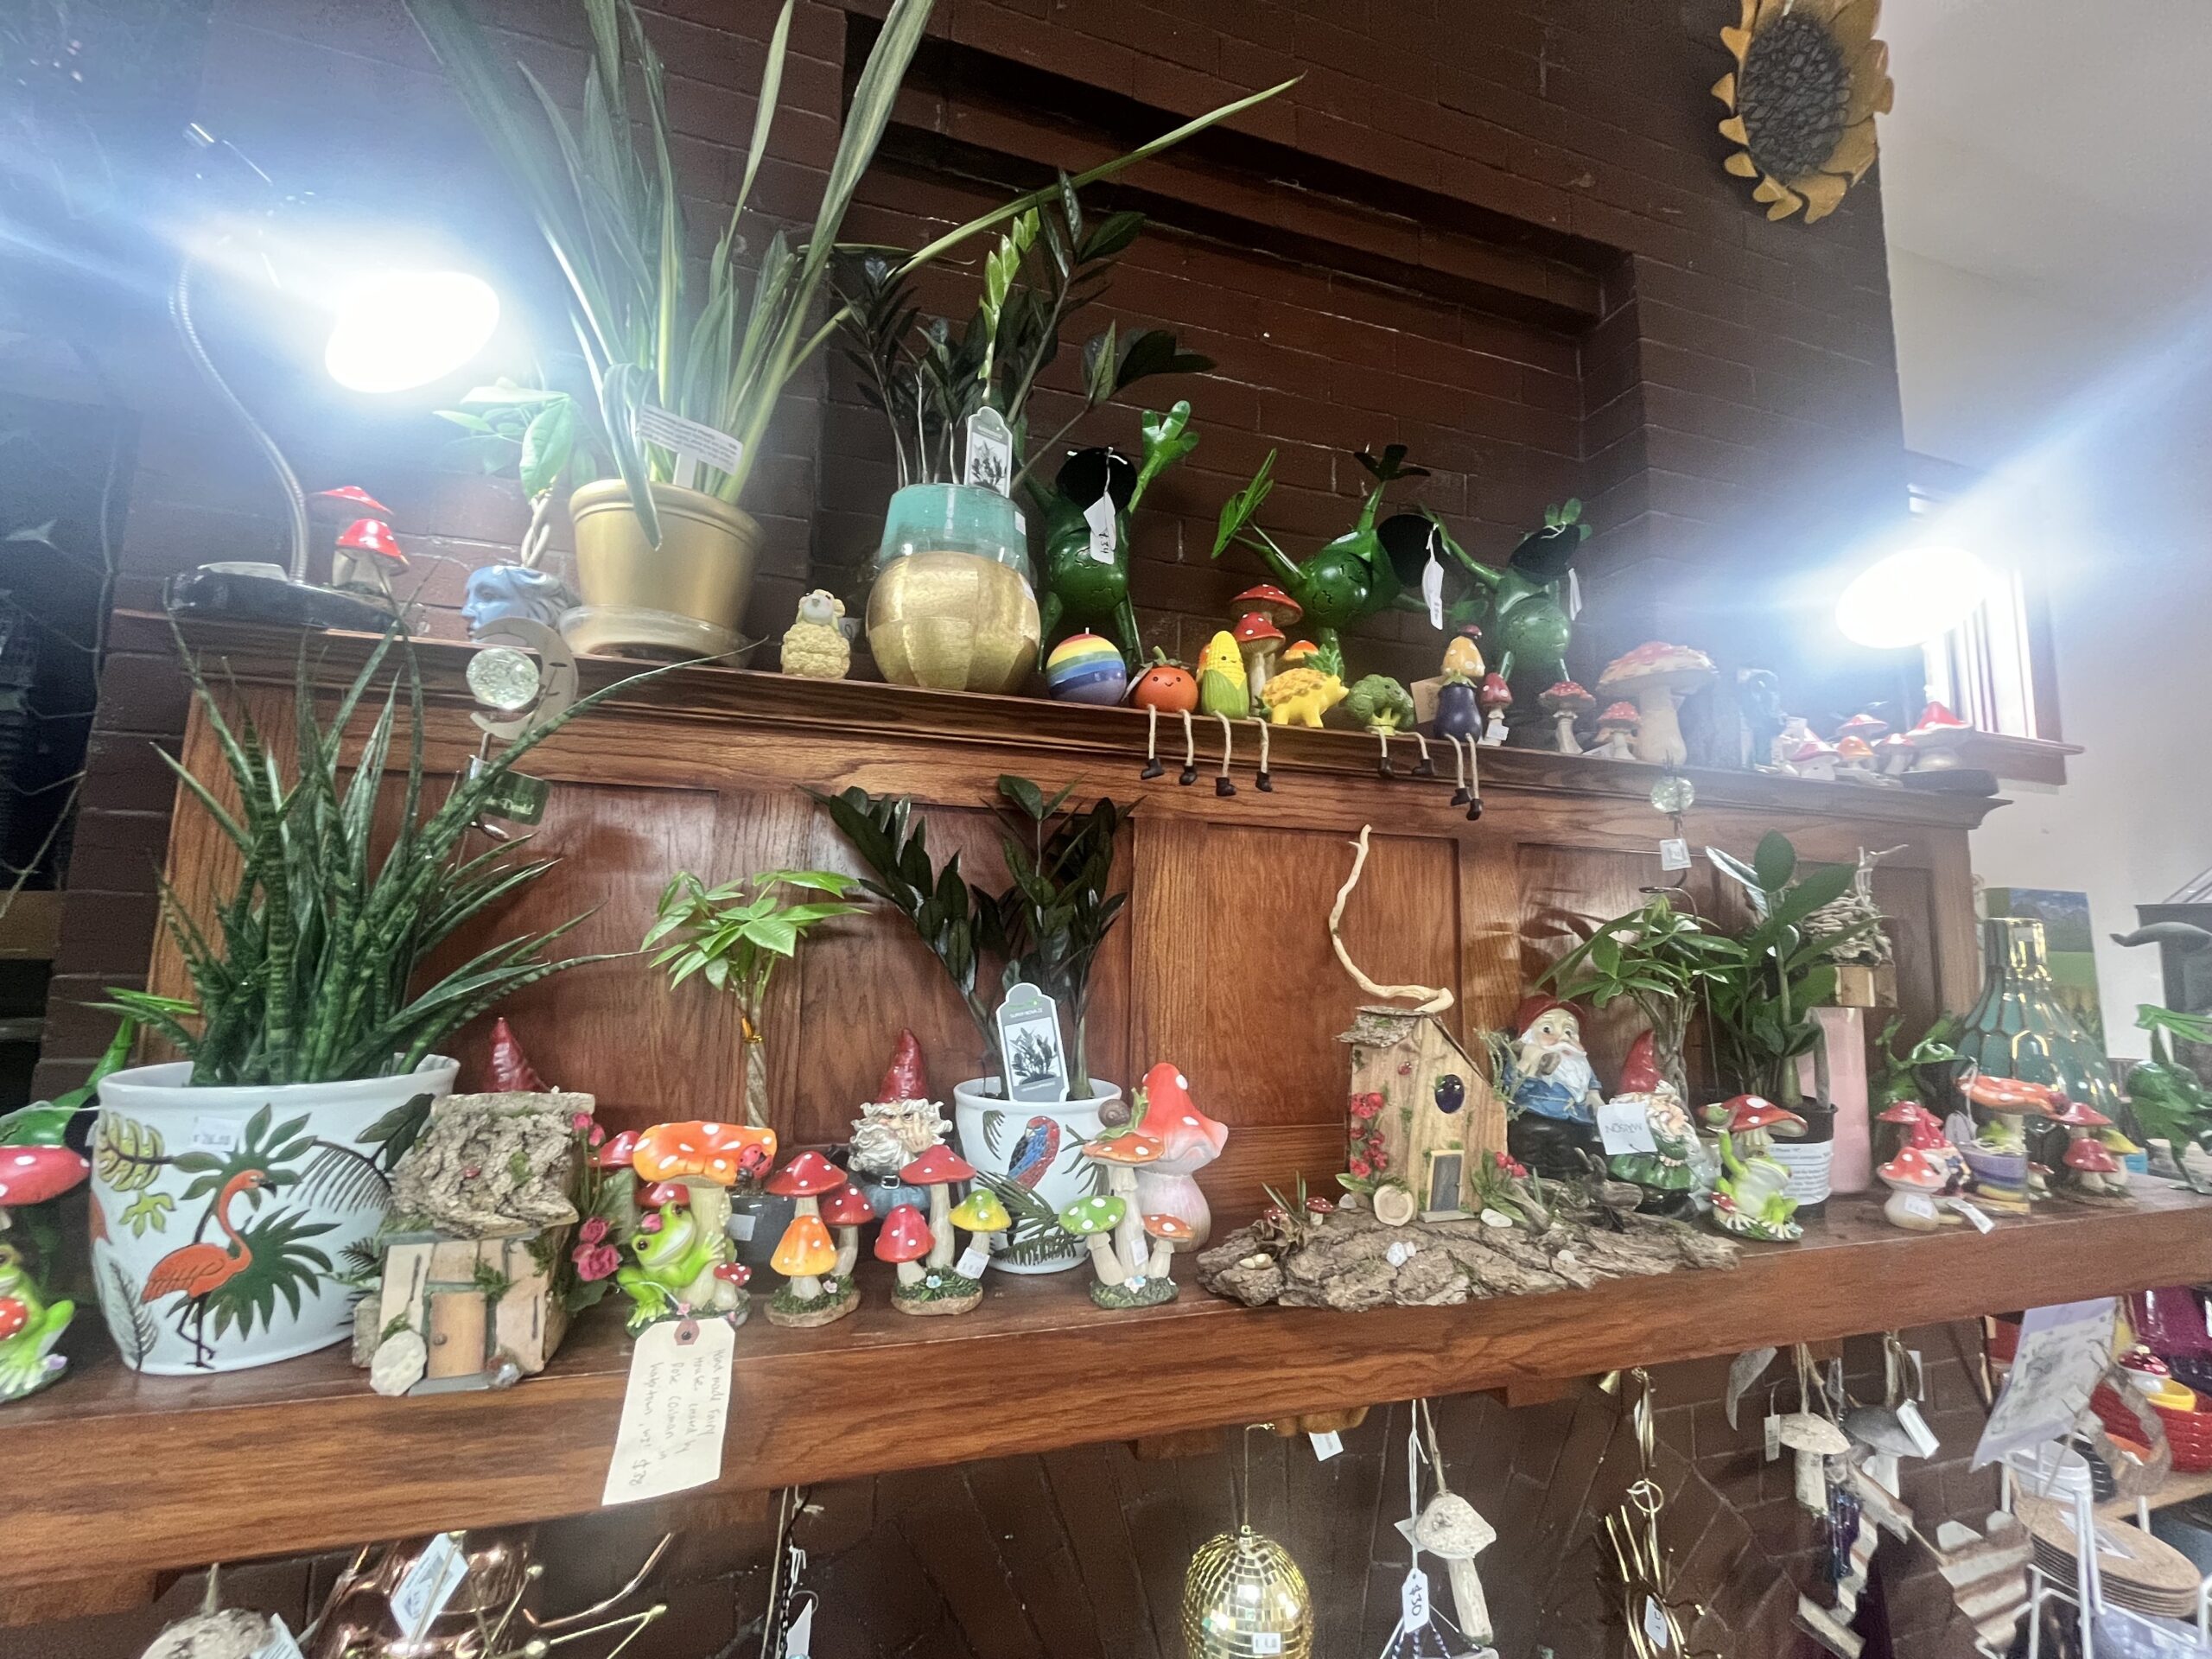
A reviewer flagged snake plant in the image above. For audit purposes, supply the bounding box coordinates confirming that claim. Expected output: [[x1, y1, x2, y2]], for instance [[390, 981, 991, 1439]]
[[402, 0, 1291, 545], [103, 628, 652, 1088]]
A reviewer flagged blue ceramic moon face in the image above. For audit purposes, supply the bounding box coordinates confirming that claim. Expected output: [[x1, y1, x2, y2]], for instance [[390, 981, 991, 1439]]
[[1433, 1073, 1466, 1115], [463, 563, 580, 637]]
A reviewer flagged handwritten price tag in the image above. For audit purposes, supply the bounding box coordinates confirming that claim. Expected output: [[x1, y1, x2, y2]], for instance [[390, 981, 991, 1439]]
[[389, 1532, 467, 1638], [1596, 1097, 1656, 1156], [602, 1317, 734, 1505], [1083, 495, 1118, 565]]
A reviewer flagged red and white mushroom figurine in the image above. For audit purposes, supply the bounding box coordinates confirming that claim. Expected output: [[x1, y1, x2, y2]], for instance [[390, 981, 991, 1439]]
[[1476, 672, 1513, 746], [0, 1145, 89, 1222], [1875, 1145, 1955, 1230], [332, 518, 408, 594], [874, 1204, 932, 1291], [1596, 643, 1717, 767], [1834, 712, 1889, 745], [312, 485, 393, 517], [1231, 612, 1287, 702], [897, 1144, 976, 1269], [1141, 1213, 1193, 1279], [818, 1182, 877, 1280], [1901, 701, 1973, 772], [1131, 1063, 1230, 1245], [594, 1128, 640, 1171], [1785, 737, 1840, 782], [1539, 681, 1595, 755]]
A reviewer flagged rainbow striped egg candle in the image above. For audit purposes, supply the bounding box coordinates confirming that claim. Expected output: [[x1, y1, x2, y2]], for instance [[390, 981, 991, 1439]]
[[1044, 632, 1127, 705]]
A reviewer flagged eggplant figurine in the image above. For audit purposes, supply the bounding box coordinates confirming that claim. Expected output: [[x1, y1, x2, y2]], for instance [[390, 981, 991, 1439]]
[[1433, 674, 1480, 742]]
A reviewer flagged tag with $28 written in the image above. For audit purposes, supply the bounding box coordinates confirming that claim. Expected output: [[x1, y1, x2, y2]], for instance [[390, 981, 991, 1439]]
[[1083, 495, 1117, 565], [602, 1317, 734, 1506]]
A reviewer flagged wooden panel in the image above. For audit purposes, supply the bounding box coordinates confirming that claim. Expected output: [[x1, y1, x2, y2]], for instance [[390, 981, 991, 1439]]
[[4, 1185, 2206, 1592]]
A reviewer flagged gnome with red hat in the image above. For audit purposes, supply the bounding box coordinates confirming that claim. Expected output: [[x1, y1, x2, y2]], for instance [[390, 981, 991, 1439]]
[[1601, 1031, 1700, 1212], [847, 1029, 951, 1218], [1500, 994, 1606, 1178]]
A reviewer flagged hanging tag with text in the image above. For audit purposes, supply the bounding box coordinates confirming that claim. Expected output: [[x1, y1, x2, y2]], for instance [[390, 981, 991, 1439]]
[[1308, 1429, 1344, 1460], [1894, 1399, 1941, 1459], [1658, 837, 1691, 871], [252, 1616, 308, 1659], [389, 1532, 468, 1639], [635, 404, 744, 492], [1948, 1197, 1994, 1233], [1400, 1567, 1430, 1627], [956, 1245, 991, 1280], [603, 1317, 734, 1505], [1764, 1412, 1783, 1462], [1422, 531, 1445, 629], [1596, 1097, 1657, 1156], [1083, 494, 1118, 565], [963, 408, 1014, 495], [1643, 1595, 1672, 1650]]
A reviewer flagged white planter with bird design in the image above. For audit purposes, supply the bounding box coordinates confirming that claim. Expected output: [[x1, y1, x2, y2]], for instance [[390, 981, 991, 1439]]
[[951, 1077, 1122, 1274], [87, 1058, 458, 1374]]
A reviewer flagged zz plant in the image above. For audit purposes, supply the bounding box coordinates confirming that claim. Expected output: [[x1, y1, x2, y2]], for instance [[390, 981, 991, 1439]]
[[105, 628, 646, 1088]]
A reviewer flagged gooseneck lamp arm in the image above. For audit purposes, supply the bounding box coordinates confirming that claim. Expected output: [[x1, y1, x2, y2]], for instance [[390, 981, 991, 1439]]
[[169, 255, 312, 582]]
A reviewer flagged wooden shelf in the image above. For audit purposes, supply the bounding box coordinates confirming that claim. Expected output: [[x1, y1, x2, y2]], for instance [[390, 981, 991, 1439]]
[[5, 1185, 2205, 1590]]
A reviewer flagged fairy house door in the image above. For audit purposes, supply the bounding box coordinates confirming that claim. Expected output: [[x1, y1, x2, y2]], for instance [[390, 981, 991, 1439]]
[[1339, 1007, 1504, 1222]]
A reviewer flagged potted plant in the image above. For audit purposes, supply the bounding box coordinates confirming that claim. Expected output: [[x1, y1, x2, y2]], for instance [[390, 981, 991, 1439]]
[[406, 0, 1286, 655], [838, 181, 1213, 684], [1703, 832, 1874, 1214], [643, 868, 865, 1265], [806, 776, 1134, 1272], [89, 630, 644, 1374], [1541, 891, 1737, 1101]]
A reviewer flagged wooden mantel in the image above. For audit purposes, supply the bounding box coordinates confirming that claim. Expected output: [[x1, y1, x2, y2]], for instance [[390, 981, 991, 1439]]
[[2, 1185, 2204, 1590]]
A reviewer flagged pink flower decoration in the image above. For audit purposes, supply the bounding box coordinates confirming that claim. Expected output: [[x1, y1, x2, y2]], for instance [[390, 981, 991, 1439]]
[[572, 1243, 621, 1281], [578, 1216, 609, 1245], [1348, 1157, 1372, 1179]]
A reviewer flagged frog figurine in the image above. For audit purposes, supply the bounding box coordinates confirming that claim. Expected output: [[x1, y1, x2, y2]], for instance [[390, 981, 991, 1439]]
[[616, 1179, 749, 1332], [1707, 1094, 1808, 1242], [0, 1245, 73, 1402], [1035, 403, 1198, 664]]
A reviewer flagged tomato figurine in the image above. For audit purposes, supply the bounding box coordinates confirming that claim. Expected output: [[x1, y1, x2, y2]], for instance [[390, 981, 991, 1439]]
[[1129, 650, 1198, 713]]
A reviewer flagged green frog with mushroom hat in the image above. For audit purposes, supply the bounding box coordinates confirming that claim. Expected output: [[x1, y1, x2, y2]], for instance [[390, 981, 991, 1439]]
[[617, 1185, 747, 1332], [1707, 1093, 1807, 1243], [0, 1245, 73, 1402]]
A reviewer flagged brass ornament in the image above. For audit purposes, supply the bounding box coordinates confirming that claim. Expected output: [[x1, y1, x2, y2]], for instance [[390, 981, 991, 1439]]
[[1182, 1526, 1315, 1659], [1713, 0, 1892, 224]]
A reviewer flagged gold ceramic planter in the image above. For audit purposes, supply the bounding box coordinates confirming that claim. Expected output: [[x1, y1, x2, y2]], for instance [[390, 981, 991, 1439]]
[[867, 550, 1040, 693], [569, 479, 759, 634]]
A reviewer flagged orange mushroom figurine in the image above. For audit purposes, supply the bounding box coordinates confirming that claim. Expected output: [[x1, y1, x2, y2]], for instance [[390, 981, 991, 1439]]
[[1130, 1063, 1230, 1245], [764, 1151, 859, 1326], [615, 1121, 766, 1330]]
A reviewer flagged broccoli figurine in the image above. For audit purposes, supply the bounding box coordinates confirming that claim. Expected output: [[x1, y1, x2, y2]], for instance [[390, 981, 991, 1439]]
[[1345, 673, 1420, 778]]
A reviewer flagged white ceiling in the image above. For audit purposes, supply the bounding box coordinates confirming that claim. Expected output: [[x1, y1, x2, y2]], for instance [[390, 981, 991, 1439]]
[[1879, 0, 2212, 321]]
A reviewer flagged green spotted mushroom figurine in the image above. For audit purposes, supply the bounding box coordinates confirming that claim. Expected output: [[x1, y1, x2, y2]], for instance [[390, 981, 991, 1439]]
[[1062, 1133, 1179, 1308]]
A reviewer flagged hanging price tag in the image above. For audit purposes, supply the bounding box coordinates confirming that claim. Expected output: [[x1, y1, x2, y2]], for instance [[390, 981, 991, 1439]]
[[1400, 1567, 1430, 1626], [602, 1317, 734, 1505], [1596, 1097, 1657, 1156], [1948, 1197, 1995, 1233], [1894, 1399, 1941, 1459], [1764, 1413, 1783, 1462], [389, 1533, 468, 1639], [1422, 544, 1445, 630], [1249, 1636, 1284, 1656], [191, 1116, 242, 1154], [634, 404, 744, 491], [1307, 1429, 1344, 1460], [1083, 494, 1118, 565], [963, 407, 1014, 494], [1643, 1595, 1672, 1650], [955, 1245, 990, 1279], [252, 1616, 308, 1659], [1658, 837, 1691, 871]]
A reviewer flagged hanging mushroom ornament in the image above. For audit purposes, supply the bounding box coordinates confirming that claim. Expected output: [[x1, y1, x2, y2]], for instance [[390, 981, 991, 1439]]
[[1777, 1408, 1851, 1513], [1540, 680, 1595, 754], [1596, 643, 1717, 767]]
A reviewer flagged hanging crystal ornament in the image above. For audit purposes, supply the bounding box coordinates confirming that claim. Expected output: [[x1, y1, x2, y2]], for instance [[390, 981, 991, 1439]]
[[1183, 1427, 1316, 1659], [463, 615, 578, 832]]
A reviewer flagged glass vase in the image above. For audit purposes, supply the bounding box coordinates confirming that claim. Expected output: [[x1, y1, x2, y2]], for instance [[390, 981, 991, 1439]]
[[1955, 916, 2122, 1117]]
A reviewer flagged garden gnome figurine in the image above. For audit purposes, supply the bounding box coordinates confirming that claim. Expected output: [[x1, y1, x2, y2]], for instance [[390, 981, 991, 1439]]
[[1603, 1031, 1700, 1212], [1500, 995, 1605, 1178]]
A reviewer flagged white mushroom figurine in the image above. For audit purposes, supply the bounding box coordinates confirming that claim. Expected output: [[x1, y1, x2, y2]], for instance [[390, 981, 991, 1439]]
[[1777, 1409, 1851, 1512], [1596, 642, 1717, 767], [1411, 1490, 1497, 1645]]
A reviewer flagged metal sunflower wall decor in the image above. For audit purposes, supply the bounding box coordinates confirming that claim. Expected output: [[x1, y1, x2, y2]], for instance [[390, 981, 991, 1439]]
[[1713, 0, 1892, 223]]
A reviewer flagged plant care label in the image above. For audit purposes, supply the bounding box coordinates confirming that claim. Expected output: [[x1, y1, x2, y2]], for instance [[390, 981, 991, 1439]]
[[603, 1316, 734, 1505], [190, 1115, 242, 1154], [1658, 837, 1691, 871], [1894, 1399, 1940, 1459], [963, 407, 1014, 495], [389, 1532, 468, 1639], [1307, 1429, 1343, 1460], [634, 403, 743, 491], [1595, 1097, 1657, 1156], [956, 1244, 990, 1279], [1766, 1141, 1832, 1205], [251, 1616, 308, 1659], [996, 981, 1070, 1103], [1400, 1567, 1430, 1628], [1972, 1297, 2116, 1468], [1643, 1595, 1672, 1650], [1082, 494, 1118, 565]]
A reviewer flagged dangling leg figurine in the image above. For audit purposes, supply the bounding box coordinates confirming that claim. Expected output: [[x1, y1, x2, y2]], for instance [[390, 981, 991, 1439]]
[[1465, 733, 1484, 821], [1212, 712, 1236, 797], [1410, 729, 1434, 779], [1375, 727, 1393, 779], [1249, 718, 1273, 791], [1448, 734, 1471, 806], [1178, 709, 1199, 787], [1141, 705, 1164, 780]]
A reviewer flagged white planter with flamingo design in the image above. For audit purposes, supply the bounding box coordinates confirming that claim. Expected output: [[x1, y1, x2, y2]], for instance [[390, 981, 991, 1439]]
[[951, 1077, 1121, 1274], [87, 1058, 458, 1374]]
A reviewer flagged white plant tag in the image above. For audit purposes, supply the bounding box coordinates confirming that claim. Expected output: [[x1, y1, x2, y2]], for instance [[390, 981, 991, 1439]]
[[1308, 1429, 1343, 1460], [1249, 1635, 1283, 1656], [602, 1317, 734, 1505], [253, 1615, 308, 1659], [389, 1532, 467, 1638], [1764, 1413, 1783, 1462], [727, 1211, 756, 1242], [996, 982, 1069, 1103], [1083, 494, 1118, 565], [956, 1244, 990, 1279], [191, 1116, 242, 1154], [1400, 1567, 1430, 1626], [1658, 837, 1691, 871], [634, 404, 744, 490], [1643, 1595, 1672, 1649], [1948, 1197, 1994, 1233], [1422, 547, 1445, 630], [1865, 1451, 1901, 1496], [783, 1599, 816, 1659], [1596, 1097, 1657, 1156], [1894, 1399, 1940, 1459], [963, 407, 1014, 494]]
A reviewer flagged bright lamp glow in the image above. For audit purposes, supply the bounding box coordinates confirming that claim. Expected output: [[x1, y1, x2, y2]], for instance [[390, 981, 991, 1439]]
[[1834, 543, 1996, 650], [324, 270, 500, 394]]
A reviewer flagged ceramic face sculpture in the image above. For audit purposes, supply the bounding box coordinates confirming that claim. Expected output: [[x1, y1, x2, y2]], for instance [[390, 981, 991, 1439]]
[[462, 564, 581, 638]]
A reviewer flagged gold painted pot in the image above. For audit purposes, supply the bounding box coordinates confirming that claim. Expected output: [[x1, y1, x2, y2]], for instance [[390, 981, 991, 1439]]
[[866, 484, 1039, 693], [569, 479, 759, 633]]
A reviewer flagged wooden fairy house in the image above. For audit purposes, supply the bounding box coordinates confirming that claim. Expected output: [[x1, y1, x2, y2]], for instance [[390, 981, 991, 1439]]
[[361, 1087, 593, 1396], [1328, 827, 1505, 1225], [1339, 1006, 1505, 1224]]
